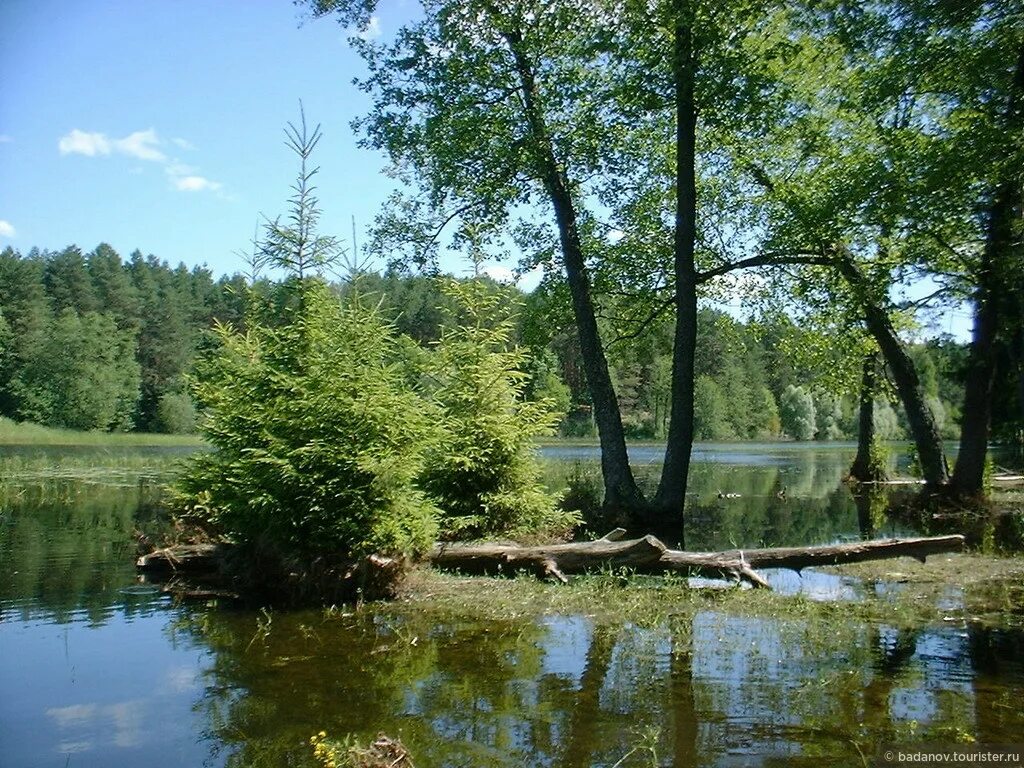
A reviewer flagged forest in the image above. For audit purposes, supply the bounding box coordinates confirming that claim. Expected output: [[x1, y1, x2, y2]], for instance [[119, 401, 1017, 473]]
[[0, 242, 978, 444], [1, 0, 1022, 554]]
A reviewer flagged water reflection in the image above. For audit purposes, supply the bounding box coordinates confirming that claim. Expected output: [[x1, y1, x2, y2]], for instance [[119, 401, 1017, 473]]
[[2, 443, 1023, 768], [161, 603, 1024, 767]]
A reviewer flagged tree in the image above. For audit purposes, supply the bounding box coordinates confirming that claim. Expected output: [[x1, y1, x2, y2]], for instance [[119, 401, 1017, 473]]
[[418, 279, 577, 539], [179, 281, 439, 561], [949, 32, 1024, 496], [693, 375, 730, 440], [177, 118, 437, 571], [29, 310, 140, 431], [780, 385, 816, 441], [87, 243, 140, 331], [44, 246, 98, 315], [256, 107, 340, 282], [309, 0, 649, 517], [849, 352, 882, 482], [0, 248, 51, 421], [129, 252, 197, 431]]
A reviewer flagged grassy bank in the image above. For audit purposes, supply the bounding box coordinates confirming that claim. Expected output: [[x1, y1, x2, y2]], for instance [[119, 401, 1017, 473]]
[[390, 551, 1024, 632], [0, 417, 206, 447]]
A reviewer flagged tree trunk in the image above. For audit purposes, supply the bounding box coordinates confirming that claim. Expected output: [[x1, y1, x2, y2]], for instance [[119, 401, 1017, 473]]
[[426, 531, 964, 589], [501, 28, 647, 516], [849, 351, 882, 482], [138, 534, 966, 594], [835, 256, 949, 487], [653, 0, 699, 534], [952, 46, 1024, 497], [560, 624, 616, 768]]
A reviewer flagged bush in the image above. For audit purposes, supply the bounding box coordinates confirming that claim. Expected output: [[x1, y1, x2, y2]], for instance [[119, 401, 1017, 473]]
[[176, 281, 439, 562], [780, 385, 816, 441], [694, 375, 731, 440], [156, 390, 197, 434], [866, 436, 892, 481], [418, 280, 579, 540]]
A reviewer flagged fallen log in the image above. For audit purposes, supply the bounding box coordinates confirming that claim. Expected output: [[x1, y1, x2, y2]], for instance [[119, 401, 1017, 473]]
[[137, 533, 966, 592], [137, 542, 226, 574], [429, 533, 966, 589]]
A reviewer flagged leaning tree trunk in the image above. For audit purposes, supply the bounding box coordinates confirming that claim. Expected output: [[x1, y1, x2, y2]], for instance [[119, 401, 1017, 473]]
[[835, 256, 949, 488], [653, 0, 699, 534], [501, 27, 647, 516], [849, 351, 883, 482], [952, 46, 1024, 498]]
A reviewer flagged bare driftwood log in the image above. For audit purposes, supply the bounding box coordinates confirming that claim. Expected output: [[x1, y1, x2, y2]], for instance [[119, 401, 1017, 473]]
[[429, 533, 966, 589], [137, 533, 966, 592], [137, 543, 226, 574]]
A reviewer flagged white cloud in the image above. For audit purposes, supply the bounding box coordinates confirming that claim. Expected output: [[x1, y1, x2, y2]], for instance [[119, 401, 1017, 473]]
[[59, 128, 223, 194], [0, 220, 16, 238], [516, 263, 545, 292], [59, 128, 164, 161], [46, 703, 98, 727], [0, 135, 12, 143], [114, 129, 165, 161], [59, 129, 111, 156], [357, 15, 381, 40], [174, 175, 221, 192]]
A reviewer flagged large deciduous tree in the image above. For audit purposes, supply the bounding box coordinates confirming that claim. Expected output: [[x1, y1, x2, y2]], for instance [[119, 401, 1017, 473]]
[[311, 0, 649, 516]]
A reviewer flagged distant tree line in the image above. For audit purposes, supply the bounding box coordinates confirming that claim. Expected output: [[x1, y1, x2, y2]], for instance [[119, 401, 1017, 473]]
[[0, 243, 992, 445], [0, 244, 246, 432]]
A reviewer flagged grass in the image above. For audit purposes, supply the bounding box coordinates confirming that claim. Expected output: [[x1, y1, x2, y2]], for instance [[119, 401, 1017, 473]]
[[385, 549, 1024, 633], [0, 417, 206, 447]]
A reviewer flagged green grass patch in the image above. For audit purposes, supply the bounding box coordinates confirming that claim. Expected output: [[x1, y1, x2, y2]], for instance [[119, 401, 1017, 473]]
[[0, 417, 206, 447], [387, 551, 1024, 632]]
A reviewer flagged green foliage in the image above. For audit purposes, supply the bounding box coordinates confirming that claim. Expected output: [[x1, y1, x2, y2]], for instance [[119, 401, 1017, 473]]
[[873, 400, 904, 441], [523, 347, 571, 424], [178, 280, 439, 559], [27, 310, 140, 431], [418, 280, 578, 540], [255, 109, 341, 281], [751, 387, 782, 439], [813, 390, 845, 441], [693, 375, 731, 441], [780, 385, 816, 441], [866, 437, 891, 483], [156, 390, 197, 434]]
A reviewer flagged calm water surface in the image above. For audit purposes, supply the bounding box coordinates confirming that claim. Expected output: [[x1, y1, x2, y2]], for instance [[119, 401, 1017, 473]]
[[1, 443, 1022, 767]]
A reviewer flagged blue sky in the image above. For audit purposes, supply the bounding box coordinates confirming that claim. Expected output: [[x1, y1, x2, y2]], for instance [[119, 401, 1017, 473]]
[[0, 1, 971, 337], [0, 0, 516, 281]]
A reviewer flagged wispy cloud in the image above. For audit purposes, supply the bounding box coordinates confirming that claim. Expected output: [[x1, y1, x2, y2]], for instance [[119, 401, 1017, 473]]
[[59, 129, 111, 157], [59, 128, 166, 161], [115, 129, 165, 161], [59, 128, 222, 194], [0, 135, 12, 144], [173, 175, 221, 192], [0, 220, 16, 238]]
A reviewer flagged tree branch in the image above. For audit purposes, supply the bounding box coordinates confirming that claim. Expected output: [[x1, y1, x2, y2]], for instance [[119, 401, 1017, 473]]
[[696, 252, 835, 284]]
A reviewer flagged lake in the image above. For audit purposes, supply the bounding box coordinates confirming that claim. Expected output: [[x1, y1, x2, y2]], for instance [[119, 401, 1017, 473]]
[[1, 442, 1022, 767]]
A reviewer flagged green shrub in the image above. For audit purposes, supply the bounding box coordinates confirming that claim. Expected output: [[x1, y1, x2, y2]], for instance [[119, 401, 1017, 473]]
[[418, 279, 579, 540], [866, 436, 891, 481], [176, 281, 439, 561], [780, 384, 816, 441], [156, 390, 197, 434]]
